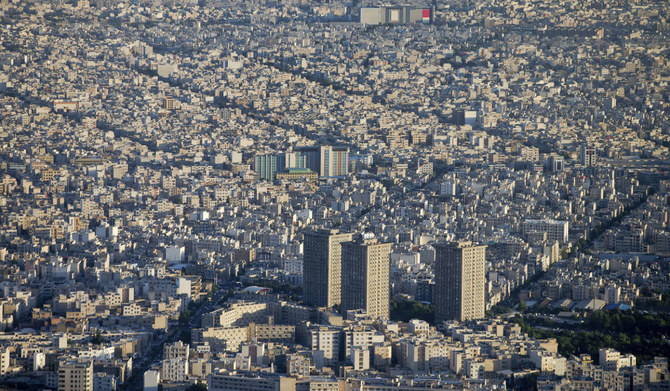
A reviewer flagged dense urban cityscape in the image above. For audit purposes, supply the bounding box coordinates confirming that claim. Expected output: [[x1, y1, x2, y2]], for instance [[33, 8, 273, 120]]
[[0, 0, 669, 390]]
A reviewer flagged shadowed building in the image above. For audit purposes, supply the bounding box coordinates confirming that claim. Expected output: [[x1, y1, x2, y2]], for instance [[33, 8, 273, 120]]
[[303, 229, 353, 308], [434, 241, 486, 322], [341, 235, 392, 319]]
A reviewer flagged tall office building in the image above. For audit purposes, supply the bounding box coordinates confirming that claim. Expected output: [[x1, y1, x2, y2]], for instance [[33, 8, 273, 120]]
[[288, 145, 349, 178], [294, 146, 320, 174], [320, 146, 349, 178], [303, 229, 353, 308], [254, 153, 286, 181], [341, 236, 392, 319], [547, 154, 564, 172], [580, 144, 597, 166], [58, 360, 93, 391], [284, 151, 307, 170], [433, 241, 486, 322]]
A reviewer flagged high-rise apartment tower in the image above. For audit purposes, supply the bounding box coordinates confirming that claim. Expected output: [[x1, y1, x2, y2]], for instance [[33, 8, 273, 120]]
[[341, 236, 392, 319], [303, 229, 353, 308], [433, 241, 486, 322]]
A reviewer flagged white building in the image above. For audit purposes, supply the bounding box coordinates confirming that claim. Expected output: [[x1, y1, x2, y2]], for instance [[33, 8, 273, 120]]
[[93, 373, 116, 391], [530, 349, 566, 376], [165, 246, 185, 263], [161, 358, 188, 383], [176, 277, 192, 298], [33, 352, 46, 371], [143, 370, 159, 391], [464, 360, 485, 379], [599, 348, 636, 371], [523, 219, 569, 243], [409, 319, 430, 335], [309, 327, 340, 366], [350, 346, 370, 371], [162, 341, 189, 382]]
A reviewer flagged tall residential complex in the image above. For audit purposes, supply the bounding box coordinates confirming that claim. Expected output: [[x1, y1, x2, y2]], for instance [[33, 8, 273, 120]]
[[341, 236, 392, 319], [433, 241, 486, 322], [303, 229, 353, 308]]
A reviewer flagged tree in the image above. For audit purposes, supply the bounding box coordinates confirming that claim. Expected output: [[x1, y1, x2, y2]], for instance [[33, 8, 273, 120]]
[[179, 310, 191, 325], [512, 310, 670, 363], [179, 329, 192, 345], [517, 301, 528, 313], [390, 299, 435, 324], [92, 332, 104, 345], [185, 383, 207, 391]]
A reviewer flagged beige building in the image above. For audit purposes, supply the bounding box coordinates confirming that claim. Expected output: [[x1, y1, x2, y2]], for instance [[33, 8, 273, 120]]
[[434, 241, 486, 322], [162, 341, 190, 382], [58, 360, 93, 391], [208, 372, 296, 391], [340, 236, 392, 319], [0, 347, 9, 375], [303, 229, 353, 308]]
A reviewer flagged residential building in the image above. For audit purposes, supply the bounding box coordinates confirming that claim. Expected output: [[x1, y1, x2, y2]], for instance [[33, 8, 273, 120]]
[[434, 241, 486, 322], [303, 230, 353, 308], [340, 236, 392, 319]]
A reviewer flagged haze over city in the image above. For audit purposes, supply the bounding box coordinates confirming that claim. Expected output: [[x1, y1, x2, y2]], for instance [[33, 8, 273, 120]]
[[0, 0, 669, 390]]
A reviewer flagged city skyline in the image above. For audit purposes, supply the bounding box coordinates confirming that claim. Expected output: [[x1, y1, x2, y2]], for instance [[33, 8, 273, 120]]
[[0, 0, 669, 390]]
